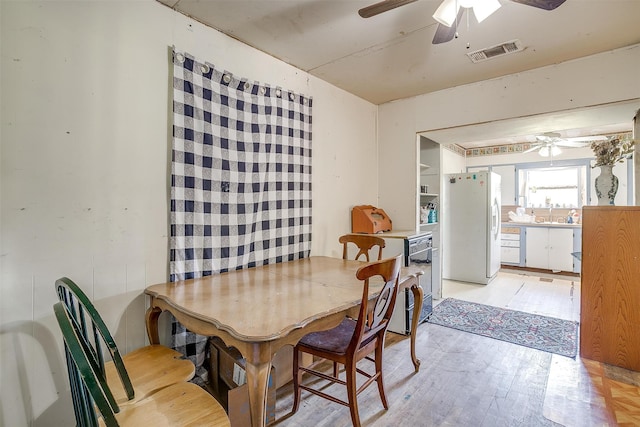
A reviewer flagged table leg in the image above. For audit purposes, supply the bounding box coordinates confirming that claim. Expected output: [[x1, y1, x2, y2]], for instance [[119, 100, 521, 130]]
[[244, 357, 272, 427], [145, 306, 162, 345], [408, 277, 423, 372]]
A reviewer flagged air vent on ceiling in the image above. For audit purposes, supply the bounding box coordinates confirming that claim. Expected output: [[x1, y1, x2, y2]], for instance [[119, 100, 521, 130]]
[[466, 39, 525, 63]]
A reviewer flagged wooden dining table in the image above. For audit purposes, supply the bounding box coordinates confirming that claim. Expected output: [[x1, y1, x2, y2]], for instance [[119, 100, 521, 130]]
[[145, 256, 424, 427]]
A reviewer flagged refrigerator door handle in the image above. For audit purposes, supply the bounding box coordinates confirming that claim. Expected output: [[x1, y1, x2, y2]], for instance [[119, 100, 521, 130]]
[[491, 197, 500, 239]]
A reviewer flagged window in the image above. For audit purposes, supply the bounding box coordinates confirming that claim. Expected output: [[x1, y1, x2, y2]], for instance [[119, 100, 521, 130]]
[[518, 165, 587, 208]]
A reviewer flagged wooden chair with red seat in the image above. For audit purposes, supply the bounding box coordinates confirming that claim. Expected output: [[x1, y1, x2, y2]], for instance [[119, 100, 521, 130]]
[[339, 234, 386, 262], [55, 277, 195, 408], [291, 255, 402, 427]]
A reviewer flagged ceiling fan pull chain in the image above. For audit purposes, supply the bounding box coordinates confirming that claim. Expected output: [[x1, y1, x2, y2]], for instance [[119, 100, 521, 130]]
[[466, 5, 470, 31], [454, 0, 459, 38]]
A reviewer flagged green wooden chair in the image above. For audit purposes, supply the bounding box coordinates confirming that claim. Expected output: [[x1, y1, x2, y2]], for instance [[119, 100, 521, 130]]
[[54, 278, 194, 408], [54, 302, 230, 427], [54, 301, 116, 426]]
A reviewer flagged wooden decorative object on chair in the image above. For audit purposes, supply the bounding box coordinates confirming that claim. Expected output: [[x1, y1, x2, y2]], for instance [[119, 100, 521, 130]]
[[292, 255, 402, 427], [55, 277, 195, 407], [53, 302, 230, 427], [339, 234, 386, 262]]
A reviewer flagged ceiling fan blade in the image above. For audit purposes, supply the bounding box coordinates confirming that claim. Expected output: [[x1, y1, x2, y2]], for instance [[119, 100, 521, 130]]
[[561, 135, 608, 142], [555, 140, 590, 148], [358, 0, 418, 18], [535, 135, 553, 143], [432, 9, 463, 44], [523, 145, 542, 154], [509, 0, 566, 11]]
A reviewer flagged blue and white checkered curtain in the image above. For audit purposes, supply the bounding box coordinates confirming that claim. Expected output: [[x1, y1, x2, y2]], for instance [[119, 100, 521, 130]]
[[169, 49, 313, 382]]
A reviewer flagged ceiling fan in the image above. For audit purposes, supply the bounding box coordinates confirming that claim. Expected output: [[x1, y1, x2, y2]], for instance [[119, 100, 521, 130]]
[[358, 0, 567, 44], [523, 132, 608, 157]]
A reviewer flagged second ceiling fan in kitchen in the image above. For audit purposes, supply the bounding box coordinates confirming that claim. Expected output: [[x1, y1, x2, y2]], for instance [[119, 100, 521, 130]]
[[358, 0, 567, 44], [523, 133, 607, 157]]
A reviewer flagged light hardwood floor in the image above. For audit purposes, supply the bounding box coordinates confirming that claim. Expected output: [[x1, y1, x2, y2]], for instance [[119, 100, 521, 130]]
[[272, 269, 640, 426]]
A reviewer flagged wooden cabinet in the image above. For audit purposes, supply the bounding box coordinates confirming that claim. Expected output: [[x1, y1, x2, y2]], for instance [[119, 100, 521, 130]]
[[525, 227, 575, 272], [580, 206, 640, 371]]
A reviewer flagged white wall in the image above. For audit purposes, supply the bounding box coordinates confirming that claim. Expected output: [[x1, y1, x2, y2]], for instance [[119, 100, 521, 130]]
[[378, 45, 640, 229], [0, 2, 377, 426]]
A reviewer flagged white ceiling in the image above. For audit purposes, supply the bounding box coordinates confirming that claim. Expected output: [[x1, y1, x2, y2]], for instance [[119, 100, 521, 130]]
[[158, 0, 640, 147], [421, 100, 640, 148]]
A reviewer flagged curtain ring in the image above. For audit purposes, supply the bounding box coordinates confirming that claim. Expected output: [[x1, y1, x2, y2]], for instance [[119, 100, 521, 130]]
[[175, 52, 186, 64]]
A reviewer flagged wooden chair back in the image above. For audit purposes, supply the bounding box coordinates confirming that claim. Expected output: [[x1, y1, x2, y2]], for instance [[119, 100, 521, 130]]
[[352, 254, 401, 352], [55, 277, 135, 401], [54, 301, 124, 427], [55, 277, 196, 412], [292, 255, 402, 427], [339, 234, 385, 262]]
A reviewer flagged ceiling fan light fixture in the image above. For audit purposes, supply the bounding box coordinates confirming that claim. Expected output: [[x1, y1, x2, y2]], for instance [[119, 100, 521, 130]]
[[539, 145, 562, 157], [472, 0, 501, 23], [432, 0, 501, 27]]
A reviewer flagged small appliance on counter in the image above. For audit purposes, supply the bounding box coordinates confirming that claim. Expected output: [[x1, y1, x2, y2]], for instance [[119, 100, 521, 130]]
[[351, 205, 392, 234]]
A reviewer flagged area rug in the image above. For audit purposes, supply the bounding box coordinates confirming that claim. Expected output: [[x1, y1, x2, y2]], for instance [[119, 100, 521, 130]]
[[427, 298, 578, 358]]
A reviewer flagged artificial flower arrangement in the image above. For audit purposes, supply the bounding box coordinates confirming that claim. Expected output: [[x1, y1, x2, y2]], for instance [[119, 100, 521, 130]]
[[590, 136, 635, 167]]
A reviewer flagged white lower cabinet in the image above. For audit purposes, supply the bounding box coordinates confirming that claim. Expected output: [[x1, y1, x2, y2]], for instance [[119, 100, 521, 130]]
[[525, 227, 575, 272], [500, 228, 521, 265]]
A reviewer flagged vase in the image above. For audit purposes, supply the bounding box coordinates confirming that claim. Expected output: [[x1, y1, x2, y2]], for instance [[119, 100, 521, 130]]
[[595, 164, 618, 206]]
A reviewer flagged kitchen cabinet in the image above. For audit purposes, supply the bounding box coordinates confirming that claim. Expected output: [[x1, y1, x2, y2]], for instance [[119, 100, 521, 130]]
[[492, 165, 516, 205], [525, 227, 575, 272], [500, 226, 522, 266]]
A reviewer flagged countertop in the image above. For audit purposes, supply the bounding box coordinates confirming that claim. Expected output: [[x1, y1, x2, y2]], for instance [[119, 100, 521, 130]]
[[351, 229, 430, 239], [502, 222, 582, 228]]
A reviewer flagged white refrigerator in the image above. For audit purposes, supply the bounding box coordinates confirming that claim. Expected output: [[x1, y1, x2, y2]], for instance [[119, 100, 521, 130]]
[[443, 171, 501, 285]]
